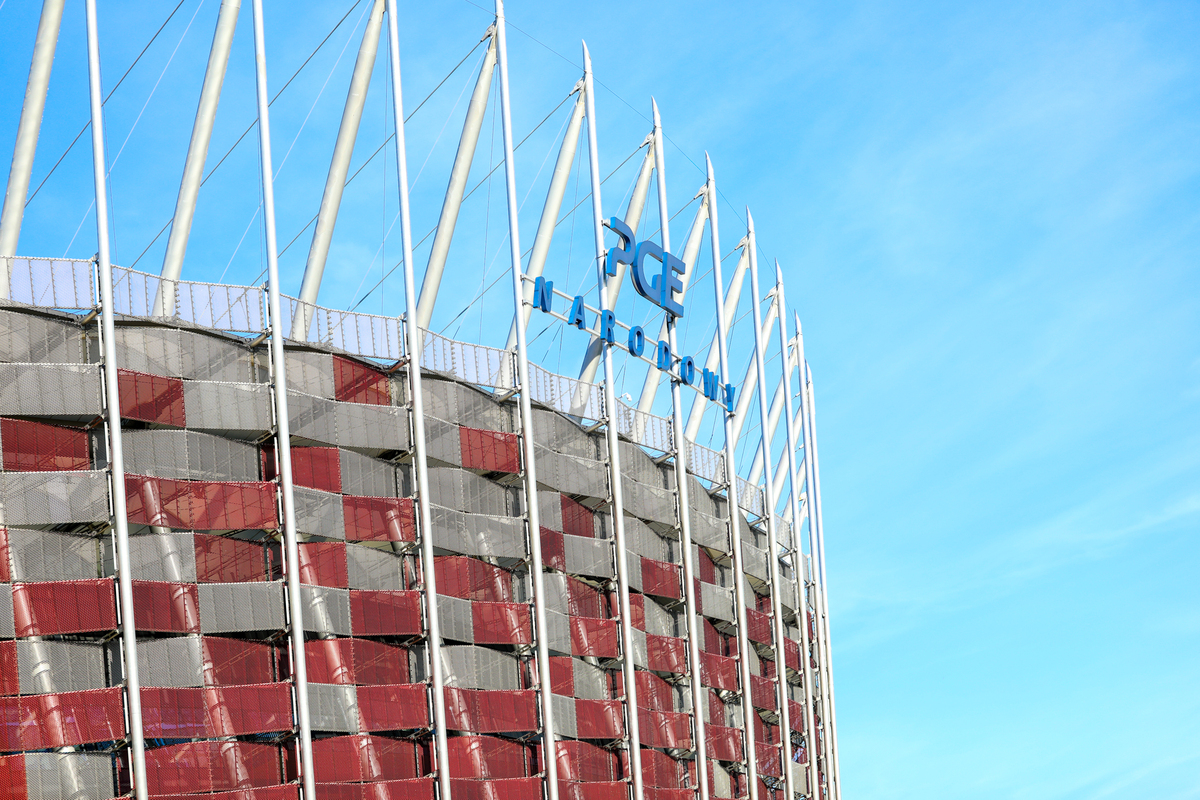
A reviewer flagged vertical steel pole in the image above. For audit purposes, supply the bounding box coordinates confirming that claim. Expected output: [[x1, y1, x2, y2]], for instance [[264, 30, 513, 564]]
[[792, 323, 831, 798], [250, 3, 315, 796], [683, 247, 750, 441], [85, 3, 146, 796], [703, 153, 759, 800], [293, 0, 386, 338], [383, 3, 452, 796], [580, 42, 645, 800], [493, 5, 559, 798], [744, 213, 794, 800], [775, 272, 817, 799], [415, 30, 496, 331], [804, 362, 841, 800], [647, 99, 708, 800], [157, 0, 241, 315], [0, 0, 65, 267]]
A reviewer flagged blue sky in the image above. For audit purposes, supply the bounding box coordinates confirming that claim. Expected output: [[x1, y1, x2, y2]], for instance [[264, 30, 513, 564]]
[[1, 1, 1197, 798]]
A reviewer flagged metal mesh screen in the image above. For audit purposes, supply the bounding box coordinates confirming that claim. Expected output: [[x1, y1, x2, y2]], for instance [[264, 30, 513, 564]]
[[286, 350, 335, 398], [428, 506, 525, 559], [423, 378, 513, 433], [534, 447, 607, 500], [198, 582, 286, 633], [281, 296, 403, 363], [622, 516, 669, 562], [124, 430, 258, 482], [2, 257, 94, 310], [308, 682, 359, 733], [736, 477, 765, 518], [346, 545, 404, 591], [562, 536, 613, 579], [15, 640, 107, 694], [528, 363, 603, 422], [420, 329, 514, 390], [22, 752, 115, 800], [440, 645, 521, 691], [741, 542, 770, 582], [183, 380, 272, 434], [0, 364, 101, 417], [4, 529, 102, 581], [300, 585, 352, 636], [136, 636, 204, 688], [699, 583, 735, 623], [425, 469, 518, 517], [0, 471, 108, 525], [336, 401, 409, 452], [294, 487, 345, 539], [123, 533, 196, 582], [685, 440, 726, 485], [438, 595, 474, 643], [614, 399, 672, 453], [0, 309, 84, 363], [340, 451, 400, 498]]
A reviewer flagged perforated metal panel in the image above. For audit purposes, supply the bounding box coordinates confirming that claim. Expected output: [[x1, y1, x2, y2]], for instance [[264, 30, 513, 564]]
[[0, 363, 101, 417], [22, 752, 115, 800], [438, 595, 475, 643], [553, 694, 578, 739], [690, 506, 728, 551], [571, 659, 609, 700], [629, 628, 648, 669], [623, 517, 668, 562], [340, 451, 399, 499], [534, 447, 608, 500], [643, 598, 677, 639], [137, 636, 204, 687], [293, 486, 346, 539], [530, 408, 600, 460], [0, 589, 13, 638], [424, 415, 461, 466], [425, 468, 518, 517], [124, 429, 259, 482], [700, 583, 735, 624], [621, 476, 676, 526], [545, 610, 571, 655], [301, 585, 352, 636], [183, 380, 272, 434], [286, 350, 335, 399], [346, 545, 404, 591], [741, 541, 770, 582], [562, 536, 613, 579], [289, 392, 338, 445], [0, 309, 84, 364], [428, 506, 525, 559], [198, 582, 286, 633], [5, 529, 102, 582], [16, 640, 107, 693], [308, 682, 359, 733], [0, 471, 108, 526], [440, 645, 521, 691], [336, 402, 408, 452]]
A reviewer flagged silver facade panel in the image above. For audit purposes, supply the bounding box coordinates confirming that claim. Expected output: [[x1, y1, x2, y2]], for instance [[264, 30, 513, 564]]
[[182, 380, 272, 435], [0, 363, 102, 417], [293, 487, 345, 539], [307, 682, 359, 733], [123, 429, 259, 482], [5, 529, 102, 582], [198, 582, 286, 633], [23, 752, 115, 800], [535, 446, 608, 499], [346, 544, 404, 591], [440, 644, 521, 691], [335, 401, 408, 451], [428, 506, 525, 559], [16, 640, 107, 693], [136, 636, 204, 688], [700, 582, 735, 624], [437, 595, 474, 643], [300, 585, 352, 636], [285, 350, 335, 399], [339, 450, 399, 498], [123, 533, 197, 583], [0, 471, 109, 525], [562, 536, 613, 579], [0, 310, 84, 364]]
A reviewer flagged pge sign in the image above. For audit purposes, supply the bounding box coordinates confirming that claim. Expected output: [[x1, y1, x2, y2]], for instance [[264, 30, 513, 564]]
[[605, 217, 685, 318]]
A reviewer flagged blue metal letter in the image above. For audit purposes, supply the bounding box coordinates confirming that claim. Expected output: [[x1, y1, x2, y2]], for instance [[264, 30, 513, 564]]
[[679, 355, 695, 385], [656, 339, 672, 372], [724, 383, 737, 413], [569, 295, 587, 329], [702, 368, 721, 401], [600, 310, 616, 344], [628, 325, 645, 356], [605, 217, 635, 277], [534, 277, 553, 313], [631, 240, 662, 304], [659, 250, 685, 318]]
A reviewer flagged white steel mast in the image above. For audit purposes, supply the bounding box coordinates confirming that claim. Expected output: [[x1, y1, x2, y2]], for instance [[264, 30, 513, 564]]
[[493, 5, 560, 799]]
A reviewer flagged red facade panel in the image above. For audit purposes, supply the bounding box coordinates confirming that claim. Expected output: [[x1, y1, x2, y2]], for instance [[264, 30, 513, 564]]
[[696, 548, 717, 584], [119, 369, 186, 426], [540, 528, 566, 572], [459, 428, 520, 473], [305, 639, 408, 686], [574, 699, 624, 739], [638, 708, 692, 749], [635, 670, 674, 711], [627, 593, 646, 631], [204, 637, 274, 686], [153, 787, 299, 800], [744, 608, 772, 644], [0, 529, 8, 583], [0, 642, 17, 695], [0, 688, 125, 749], [705, 725, 744, 762], [446, 735, 536, 778], [570, 617, 618, 658], [450, 777, 541, 800], [756, 742, 782, 777], [443, 688, 538, 733], [194, 534, 266, 583], [548, 656, 573, 696], [555, 740, 620, 782], [132, 580, 200, 633], [144, 741, 283, 794], [434, 557, 512, 603], [141, 684, 292, 738], [315, 779, 433, 800], [334, 356, 391, 406], [699, 653, 738, 692], [312, 735, 428, 782], [641, 747, 688, 789], [646, 634, 687, 675], [783, 637, 800, 672], [472, 601, 532, 645], [11, 579, 117, 636], [297, 542, 348, 588], [0, 418, 89, 471], [563, 575, 606, 618], [560, 495, 595, 539], [749, 675, 777, 711], [343, 496, 416, 542], [558, 782, 627, 800], [350, 591, 422, 636], [641, 558, 681, 600], [357, 684, 429, 731], [787, 699, 805, 733], [0, 754, 25, 800], [126, 476, 275, 531], [265, 446, 341, 493]]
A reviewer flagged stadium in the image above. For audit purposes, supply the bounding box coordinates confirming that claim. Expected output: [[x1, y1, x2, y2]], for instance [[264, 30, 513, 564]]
[[0, 1, 840, 799]]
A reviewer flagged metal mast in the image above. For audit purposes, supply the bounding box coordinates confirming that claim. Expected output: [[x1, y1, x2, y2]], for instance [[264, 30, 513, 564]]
[[704, 153, 760, 800], [292, 0, 386, 338], [580, 42, 646, 800], [383, 1, 452, 796], [0, 0, 64, 271], [85, 2, 146, 796], [157, 0, 241, 316], [493, 5, 560, 799], [250, 2, 315, 795]]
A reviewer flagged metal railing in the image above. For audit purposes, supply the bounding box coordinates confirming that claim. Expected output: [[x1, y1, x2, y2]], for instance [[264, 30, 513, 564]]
[[736, 476, 766, 518], [614, 398, 673, 454], [421, 328, 514, 390], [528, 362, 603, 422], [282, 295, 403, 363], [686, 440, 726, 485], [2, 257, 95, 310]]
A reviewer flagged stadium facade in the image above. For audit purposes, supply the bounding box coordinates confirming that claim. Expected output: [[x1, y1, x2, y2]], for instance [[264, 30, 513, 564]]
[[0, 2, 841, 800]]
